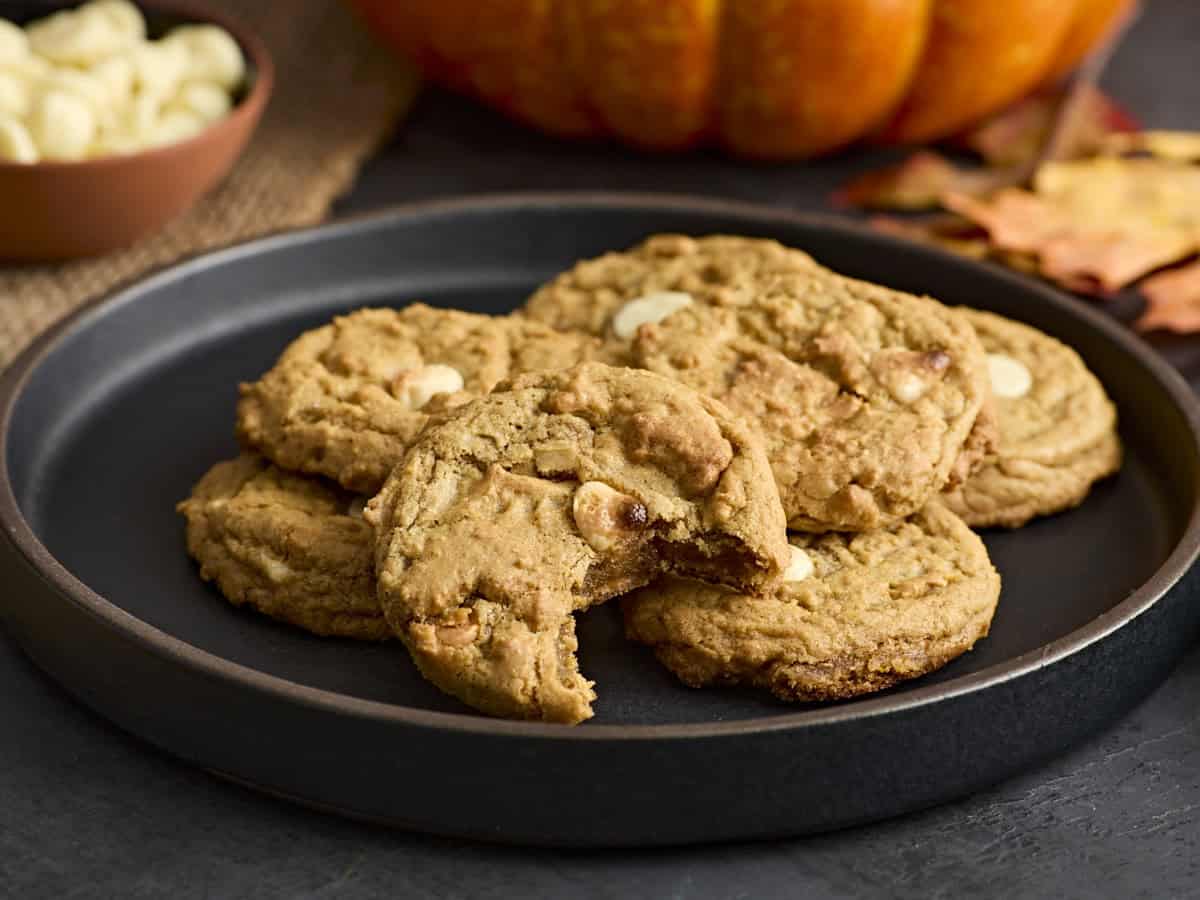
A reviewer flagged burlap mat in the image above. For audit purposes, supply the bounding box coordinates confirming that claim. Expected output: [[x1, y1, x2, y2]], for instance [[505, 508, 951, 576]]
[[0, 1, 419, 369]]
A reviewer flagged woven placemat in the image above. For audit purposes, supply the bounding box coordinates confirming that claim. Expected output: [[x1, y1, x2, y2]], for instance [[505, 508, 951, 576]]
[[0, 0, 419, 369]]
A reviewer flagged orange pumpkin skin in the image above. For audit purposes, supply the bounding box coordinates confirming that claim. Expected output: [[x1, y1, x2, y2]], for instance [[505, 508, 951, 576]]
[[348, 0, 1124, 158], [718, 0, 931, 158], [877, 0, 1078, 144], [563, 0, 719, 148]]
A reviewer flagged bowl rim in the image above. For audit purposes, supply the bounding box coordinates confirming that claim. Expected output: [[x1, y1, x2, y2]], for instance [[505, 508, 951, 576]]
[[3, 191, 1200, 742], [0, 0, 275, 172]]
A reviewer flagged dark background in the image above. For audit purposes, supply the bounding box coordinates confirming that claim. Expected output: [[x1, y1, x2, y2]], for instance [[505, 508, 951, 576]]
[[2, 2, 1198, 896]]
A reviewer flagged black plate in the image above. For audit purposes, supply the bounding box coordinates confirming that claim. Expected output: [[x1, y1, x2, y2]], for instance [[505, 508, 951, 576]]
[[3, 194, 1200, 847]]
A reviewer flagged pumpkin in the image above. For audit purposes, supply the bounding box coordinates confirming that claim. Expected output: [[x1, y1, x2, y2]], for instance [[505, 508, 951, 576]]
[[346, 0, 1131, 159]]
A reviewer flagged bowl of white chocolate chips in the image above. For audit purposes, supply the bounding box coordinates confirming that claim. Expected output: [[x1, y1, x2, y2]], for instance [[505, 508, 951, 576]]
[[0, 0, 272, 259]]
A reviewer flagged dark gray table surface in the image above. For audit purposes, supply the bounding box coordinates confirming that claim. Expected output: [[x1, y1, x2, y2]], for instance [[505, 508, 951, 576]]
[[3, 4, 1199, 897]]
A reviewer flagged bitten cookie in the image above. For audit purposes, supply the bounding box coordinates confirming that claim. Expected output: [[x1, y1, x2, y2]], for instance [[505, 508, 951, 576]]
[[626, 260, 991, 532], [367, 362, 790, 724], [236, 304, 607, 494], [177, 454, 386, 640], [942, 309, 1121, 528], [623, 502, 1001, 702]]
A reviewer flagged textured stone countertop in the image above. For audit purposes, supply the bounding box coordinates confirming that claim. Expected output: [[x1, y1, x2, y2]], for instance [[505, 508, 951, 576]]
[[2, 3, 1198, 896]]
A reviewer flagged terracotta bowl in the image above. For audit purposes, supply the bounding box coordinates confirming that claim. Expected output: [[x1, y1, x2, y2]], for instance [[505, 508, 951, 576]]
[[0, 2, 273, 261]]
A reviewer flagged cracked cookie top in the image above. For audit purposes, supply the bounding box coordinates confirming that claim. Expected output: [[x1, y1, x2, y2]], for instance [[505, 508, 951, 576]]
[[236, 305, 607, 494], [632, 272, 991, 532], [522, 234, 820, 360]]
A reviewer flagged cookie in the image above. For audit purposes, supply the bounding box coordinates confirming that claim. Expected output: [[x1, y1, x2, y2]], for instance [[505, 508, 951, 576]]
[[629, 268, 991, 532], [941, 309, 1121, 528], [367, 362, 791, 724], [523, 234, 820, 360], [236, 304, 606, 494], [623, 502, 1001, 702], [177, 454, 386, 640]]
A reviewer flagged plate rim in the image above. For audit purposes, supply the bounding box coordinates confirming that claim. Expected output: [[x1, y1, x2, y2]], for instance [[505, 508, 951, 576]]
[[4, 190, 1200, 741]]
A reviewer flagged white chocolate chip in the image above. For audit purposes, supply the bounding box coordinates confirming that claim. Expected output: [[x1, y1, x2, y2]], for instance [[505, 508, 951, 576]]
[[88, 0, 146, 41], [0, 53, 50, 80], [393, 364, 465, 410], [90, 55, 135, 106], [126, 40, 189, 102], [611, 291, 694, 339], [257, 554, 293, 584], [0, 20, 29, 65], [27, 6, 133, 65], [28, 90, 96, 160], [987, 353, 1033, 399], [0, 116, 37, 163], [0, 72, 30, 118], [572, 481, 648, 552], [146, 109, 205, 147], [346, 496, 367, 519], [783, 545, 814, 582], [168, 80, 230, 123], [38, 68, 114, 129], [891, 372, 927, 404], [164, 24, 245, 91]]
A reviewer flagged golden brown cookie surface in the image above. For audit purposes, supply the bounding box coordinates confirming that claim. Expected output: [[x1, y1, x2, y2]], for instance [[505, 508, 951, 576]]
[[236, 305, 606, 494], [367, 362, 790, 724], [522, 234, 820, 361], [623, 503, 1001, 702], [942, 309, 1121, 528], [626, 262, 990, 532], [177, 454, 386, 640]]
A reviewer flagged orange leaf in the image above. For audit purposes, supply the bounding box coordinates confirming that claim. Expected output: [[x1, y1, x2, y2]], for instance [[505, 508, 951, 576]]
[[1102, 130, 1200, 163], [869, 214, 991, 258], [1136, 261, 1200, 333], [957, 85, 1135, 167], [832, 151, 1002, 211], [945, 159, 1200, 292]]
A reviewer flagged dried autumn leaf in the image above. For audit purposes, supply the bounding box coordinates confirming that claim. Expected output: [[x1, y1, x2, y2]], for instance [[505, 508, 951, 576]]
[[1135, 260, 1200, 333], [958, 85, 1136, 167], [945, 158, 1200, 292], [1102, 130, 1200, 163], [869, 214, 991, 259], [832, 151, 1005, 211]]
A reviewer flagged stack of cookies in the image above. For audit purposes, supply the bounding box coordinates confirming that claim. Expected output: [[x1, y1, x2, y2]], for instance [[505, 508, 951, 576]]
[[178, 235, 1121, 724]]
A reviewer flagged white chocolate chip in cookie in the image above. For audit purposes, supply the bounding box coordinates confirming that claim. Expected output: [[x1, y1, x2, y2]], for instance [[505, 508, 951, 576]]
[[891, 372, 926, 405], [572, 481, 648, 552], [346, 496, 367, 519], [393, 363, 465, 410], [783, 545, 813, 582], [611, 291, 694, 339], [987, 353, 1033, 399], [256, 553, 293, 585], [870, 348, 951, 406]]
